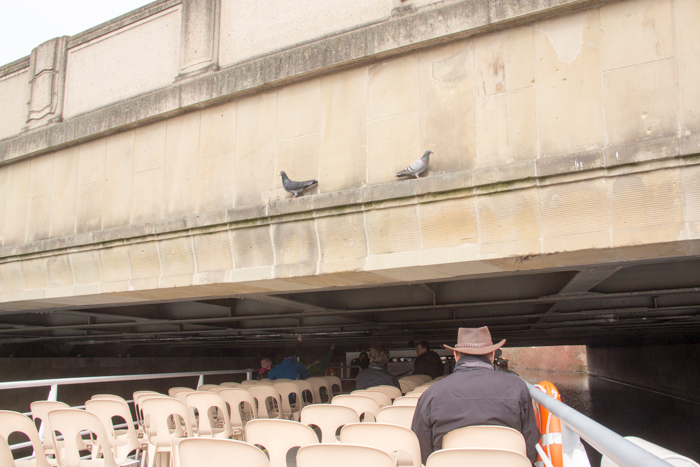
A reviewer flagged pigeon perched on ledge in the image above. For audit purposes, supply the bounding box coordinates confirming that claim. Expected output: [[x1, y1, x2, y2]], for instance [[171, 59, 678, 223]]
[[280, 171, 318, 199], [396, 150, 432, 178]]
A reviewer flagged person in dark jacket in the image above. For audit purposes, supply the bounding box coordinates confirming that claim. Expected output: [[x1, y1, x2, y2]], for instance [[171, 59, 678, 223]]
[[411, 327, 540, 465], [268, 355, 310, 380], [355, 345, 401, 390], [413, 341, 444, 379]]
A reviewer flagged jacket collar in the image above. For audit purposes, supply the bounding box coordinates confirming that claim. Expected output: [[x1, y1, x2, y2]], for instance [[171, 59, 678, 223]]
[[453, 354, 494, 372]]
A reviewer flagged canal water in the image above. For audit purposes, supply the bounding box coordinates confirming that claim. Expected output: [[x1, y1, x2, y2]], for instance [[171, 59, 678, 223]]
[[517, 369, 700, 465]]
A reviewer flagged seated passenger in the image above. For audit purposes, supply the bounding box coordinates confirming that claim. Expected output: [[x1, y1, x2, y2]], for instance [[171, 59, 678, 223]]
[[411, 326, 540, 465], [413, 340, 444, 379], [355, 345, 400, 390], [268, 354, 310, 380], [350, 351, 370, 379]]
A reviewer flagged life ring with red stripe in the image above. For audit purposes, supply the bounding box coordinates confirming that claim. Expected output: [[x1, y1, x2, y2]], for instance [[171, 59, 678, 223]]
[[534, 381, 563, 467]]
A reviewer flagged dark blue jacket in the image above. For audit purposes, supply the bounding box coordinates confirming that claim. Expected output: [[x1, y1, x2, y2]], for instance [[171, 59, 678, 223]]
[[268, 357, 310, 380], [355, 362, 401, 390]]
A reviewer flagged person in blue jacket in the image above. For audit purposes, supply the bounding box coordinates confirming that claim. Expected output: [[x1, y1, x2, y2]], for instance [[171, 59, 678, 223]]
[[268, 354, 310, 380]]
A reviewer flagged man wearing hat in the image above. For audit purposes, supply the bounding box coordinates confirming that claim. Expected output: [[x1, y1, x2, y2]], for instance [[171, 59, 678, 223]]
[[410, 327, 540, 464]]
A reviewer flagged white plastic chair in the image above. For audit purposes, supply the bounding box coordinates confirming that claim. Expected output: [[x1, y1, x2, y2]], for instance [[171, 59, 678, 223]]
[[305, 377, 332, 403], [0, 410, 51, 467], [392, 397, 419, 407], [185, 392, 233, 439], [351, 390, 392, 408], [273, 382, 304, 420], [175, 438, 270, 467], [247, 385, 283, 419], [300, 404, 359, 443], [364, 385, 402, 400], [331, 395, 379, 422], [376, 405, 416, 429], [85, 399, 141, 461], [141, 396, 192, 467], [297, 443, 395, 467], [291, 380, 315, 405], [442, 425, 527, 455], [48, 408, 121, 467], [398, 379, 419, 392], [425, 447, 531, 467], [339, 422, 422, 467], [244, 419, 318, 467], [197, 384, 219, 391], [324, 376, 342, 397], [30, 400, 72, 460], [220, 382, 241, 388], [168, 387, 194, 397], [216, 388, 258, 432]]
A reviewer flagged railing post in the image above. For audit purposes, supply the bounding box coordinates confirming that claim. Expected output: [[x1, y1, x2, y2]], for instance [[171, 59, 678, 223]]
[[47, 383, 58, 401], [197, 374, 204, 389], [246, 370, 252, 380]]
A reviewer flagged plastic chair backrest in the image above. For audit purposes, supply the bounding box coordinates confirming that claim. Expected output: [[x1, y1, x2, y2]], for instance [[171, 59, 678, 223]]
[[247, 386, 283, 419], [399, 378, 419, 389], [442, 425, 527, 455], [185, 392, 232, 438], [30, 400, 70, 454], [220, 382, 241, 388], [407, 375, 432, 384], [173, 390, 197, 405], [197, 384, 219, 391], [392, 397, 419, 407], [330, 395, 379, 422], [91, 394, 128, 403], [299, 404, 359, 443], [365, 385, 402, 400], [376, 405, 416, 429], [168, 387, 194, 397], [176, 438, 270, 467], [324, 376, 342, 397], [85, 399, 140, 460], [297, 443, 395, 467], [0, 434, 16, 467], [0, 410, 50, 467], [305, 377, 331, 403], [133, 392, 165, 430], [216, 388, 258, 427], [141, 397, 191, 444], [245, 419, 318, 467], [426, 447, 531, 467], [399, 380, 415, 394], [292, 380, 315, 405], [49, 408, 118, 467], [352, 390, 392, 408], [272, 382, 304, 420], [240, 380, 258, 386], [340, 422, 422, 467]]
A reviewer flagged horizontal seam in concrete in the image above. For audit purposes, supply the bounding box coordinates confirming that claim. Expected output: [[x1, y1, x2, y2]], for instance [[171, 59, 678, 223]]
[[0, 0, 610, 164], [0, 141, 697, 264]]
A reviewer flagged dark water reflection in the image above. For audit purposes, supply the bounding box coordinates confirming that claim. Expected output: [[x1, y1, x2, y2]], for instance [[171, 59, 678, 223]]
[[517, 369, 700, 466]]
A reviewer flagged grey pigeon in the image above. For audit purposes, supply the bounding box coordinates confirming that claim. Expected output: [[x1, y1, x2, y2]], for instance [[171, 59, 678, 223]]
[[396, 150, 432, 178], [280, 171, 318, 199]]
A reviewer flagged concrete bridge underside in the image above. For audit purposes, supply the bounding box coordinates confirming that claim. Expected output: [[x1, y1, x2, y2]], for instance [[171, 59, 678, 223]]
[[0, 0, 699, 357]]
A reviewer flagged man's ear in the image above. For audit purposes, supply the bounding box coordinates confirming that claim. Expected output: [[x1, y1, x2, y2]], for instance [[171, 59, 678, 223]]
[[488, 351, 496, 363], [453, 350, 460, 360]]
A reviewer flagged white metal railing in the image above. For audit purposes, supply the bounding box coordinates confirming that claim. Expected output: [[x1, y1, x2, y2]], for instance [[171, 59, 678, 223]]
[[1, 368, 254, 457], [526, 382, 674, 467]]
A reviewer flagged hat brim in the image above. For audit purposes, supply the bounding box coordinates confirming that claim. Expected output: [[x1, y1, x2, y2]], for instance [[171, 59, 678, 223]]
[[444, 338, 505, 355]]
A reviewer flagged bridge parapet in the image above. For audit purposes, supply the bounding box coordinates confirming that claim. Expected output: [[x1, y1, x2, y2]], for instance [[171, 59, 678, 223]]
[[0, 0, 698, 309]]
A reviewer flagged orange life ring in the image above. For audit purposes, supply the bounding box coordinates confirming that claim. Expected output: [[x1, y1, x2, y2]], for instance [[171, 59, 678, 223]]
[[534, 381, 563, 467]]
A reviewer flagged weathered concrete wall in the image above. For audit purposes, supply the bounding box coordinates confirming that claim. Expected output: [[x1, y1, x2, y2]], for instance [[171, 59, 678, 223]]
[[0, 0, 698, 310], [587, 343, 700, 403], [0, 70, 29, 140], [63, 6, 182, 118]]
